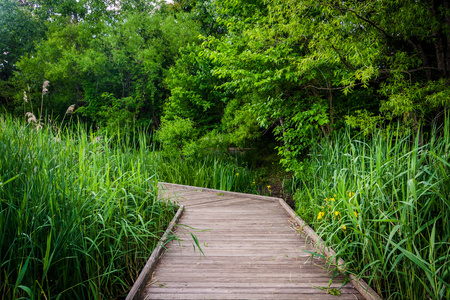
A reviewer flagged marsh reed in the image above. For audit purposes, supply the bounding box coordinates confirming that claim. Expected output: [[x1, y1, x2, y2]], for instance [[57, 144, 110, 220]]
[[296, 119, 450, 299], [0, 115, 175, 299]]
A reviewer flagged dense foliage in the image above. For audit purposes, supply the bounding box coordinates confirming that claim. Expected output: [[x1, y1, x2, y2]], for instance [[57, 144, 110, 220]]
[[2, 0, 449, 159], [199, 0, 450, 173]]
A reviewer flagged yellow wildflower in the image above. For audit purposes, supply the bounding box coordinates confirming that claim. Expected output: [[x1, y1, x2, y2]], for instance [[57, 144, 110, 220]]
[[354, 211, 358, 218], [329, 197, 335, 201], [334, 211, 339, 216], [348, 192, 355, 197], [342, 225, 346, 230], [267, 185, 271, 189], [317, 211, 325, 220], [236, 173, 239, 176]]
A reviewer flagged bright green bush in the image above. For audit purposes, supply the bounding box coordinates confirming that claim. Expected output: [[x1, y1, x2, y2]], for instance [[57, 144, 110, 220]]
[[156, 116, 197, 155]]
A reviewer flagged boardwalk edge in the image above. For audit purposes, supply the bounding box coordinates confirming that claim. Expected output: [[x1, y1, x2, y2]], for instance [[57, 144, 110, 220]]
[[278, 199, 383, 300], [125, 204, 185, 300]]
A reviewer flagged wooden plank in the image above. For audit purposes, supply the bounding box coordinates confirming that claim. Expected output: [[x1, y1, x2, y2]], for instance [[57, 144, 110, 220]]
[[149, 285, 364, 296], [151, 266, 343, 273], [144, 294, 365, 300], [152, 270, 341, 278], [125, 205, 184, 300], [170, 241, 309, 247], [145, 282, 357, 288], [157, 255, 322, 263], [148, 278, 352, 285], [150, 277, 352, 284]]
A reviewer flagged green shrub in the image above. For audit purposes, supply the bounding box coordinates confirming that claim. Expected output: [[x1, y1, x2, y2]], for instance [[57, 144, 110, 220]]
[[156, 116, 196, 156]]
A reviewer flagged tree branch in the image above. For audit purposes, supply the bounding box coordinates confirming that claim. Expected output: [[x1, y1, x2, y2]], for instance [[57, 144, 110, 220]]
[[333, 4, 397, 40], [407, 38, 431, 81], [304, 75, 389, 91], [327, 41, 356, 71], [379, 67, 440, 74]]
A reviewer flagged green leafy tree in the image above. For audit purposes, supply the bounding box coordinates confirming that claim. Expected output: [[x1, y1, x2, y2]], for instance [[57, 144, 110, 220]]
[[162, 34, 260, 154], [171, 0, 227, 36], [164, 43, 230, 131], [15, 10, 200, 128], [194, 0, 450, 172], [0, 0, 45, 110]]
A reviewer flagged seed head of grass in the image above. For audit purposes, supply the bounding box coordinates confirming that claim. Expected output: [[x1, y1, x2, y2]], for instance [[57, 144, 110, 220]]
[[25, 112, 37, 124], [66, 104, 76, 114], [42, 81, 50, 95], [23, 91, 28, 103]]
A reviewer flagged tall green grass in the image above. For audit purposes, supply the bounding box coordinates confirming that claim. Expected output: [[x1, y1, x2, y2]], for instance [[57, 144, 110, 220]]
[[0, 115, 176, 299], [155, 154, 264, 194], [296, 120, 450, 299]]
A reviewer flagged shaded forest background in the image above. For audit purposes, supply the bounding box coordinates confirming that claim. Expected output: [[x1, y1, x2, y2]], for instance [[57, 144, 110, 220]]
[[2, 0, 449, 172]]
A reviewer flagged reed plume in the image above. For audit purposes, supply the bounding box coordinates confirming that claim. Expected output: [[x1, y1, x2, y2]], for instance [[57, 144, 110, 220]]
[[42, 81, 50, 95], [23, 91, 27, 115], [25, 112, 36, 124], [40, 80, 50, 123], [66, 104, 75, 114]]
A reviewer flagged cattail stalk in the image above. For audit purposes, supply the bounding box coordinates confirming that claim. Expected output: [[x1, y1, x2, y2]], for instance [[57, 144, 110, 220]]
[[27, 84, 34, 115], [23, 91, 27, 116], [40, 81, 50, 123], [57, 104, 76, 138]]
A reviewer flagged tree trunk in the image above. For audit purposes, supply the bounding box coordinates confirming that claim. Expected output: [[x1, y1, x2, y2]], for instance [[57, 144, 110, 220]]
[[408, 38, 431, 81], [444, 0, 450, 74], [435, 33, 446, 76]]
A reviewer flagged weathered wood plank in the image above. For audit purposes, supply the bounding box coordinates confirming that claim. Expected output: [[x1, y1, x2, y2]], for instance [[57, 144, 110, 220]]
[[150, 277, 352, 284], [159, 183, 279, 202], [149, 278, 351, 285], [144, 294, 365, 300], [145, 282, 356, 288], [151, 271, 343, 278], [145, 287, 361, 294]]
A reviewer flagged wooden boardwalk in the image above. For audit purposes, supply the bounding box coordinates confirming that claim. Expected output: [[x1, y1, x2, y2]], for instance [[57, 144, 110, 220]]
[[137, 184, 368, 300]]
